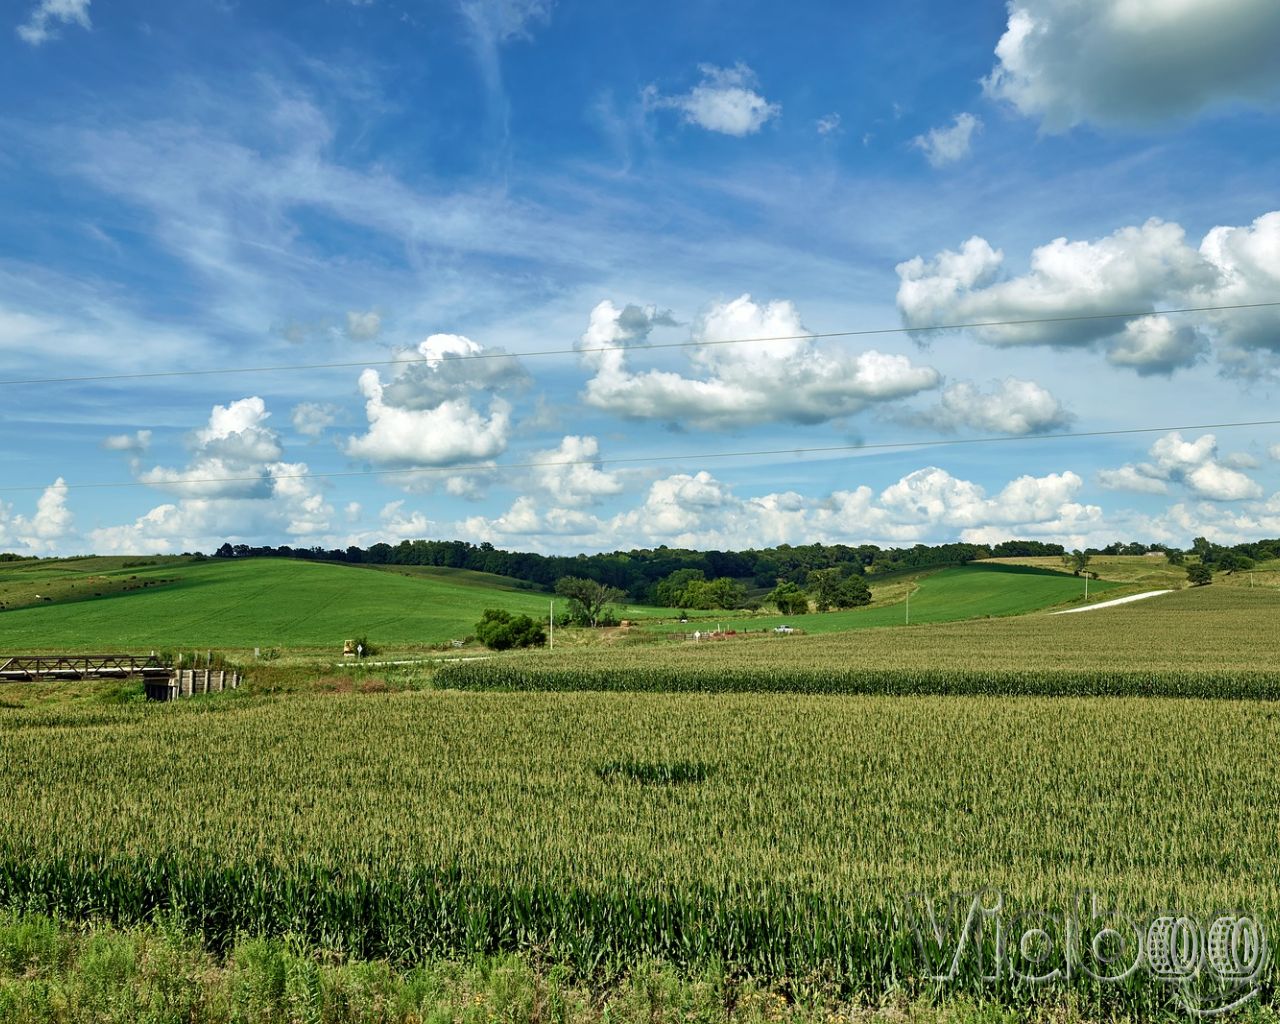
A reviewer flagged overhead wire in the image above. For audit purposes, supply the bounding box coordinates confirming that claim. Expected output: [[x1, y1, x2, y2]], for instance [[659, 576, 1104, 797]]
[[3, 417, 1279, 493], [1, 300, 1278, 387]]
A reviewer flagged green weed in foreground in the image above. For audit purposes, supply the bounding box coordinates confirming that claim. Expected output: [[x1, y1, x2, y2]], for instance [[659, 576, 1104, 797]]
[[1, 914, 1272, 1024]]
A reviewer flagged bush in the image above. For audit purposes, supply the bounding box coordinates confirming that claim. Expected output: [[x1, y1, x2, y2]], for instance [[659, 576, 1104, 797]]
[[475, 609, 547, 651], [351, 636, 378, 658], [1186, 564, 1213, 587]]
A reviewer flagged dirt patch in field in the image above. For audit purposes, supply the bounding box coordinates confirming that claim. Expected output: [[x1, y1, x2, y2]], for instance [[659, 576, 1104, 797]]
[[315, 675, 356, 694], [314, 675, 391, 695]]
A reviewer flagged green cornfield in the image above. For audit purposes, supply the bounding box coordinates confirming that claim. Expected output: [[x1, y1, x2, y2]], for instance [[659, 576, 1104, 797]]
[[439, 586, 1280, 698], [2, 686, 1278, 1016]]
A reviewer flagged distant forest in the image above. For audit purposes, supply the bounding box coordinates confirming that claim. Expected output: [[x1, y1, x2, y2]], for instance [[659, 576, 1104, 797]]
[[202, 534, 1280, 601]]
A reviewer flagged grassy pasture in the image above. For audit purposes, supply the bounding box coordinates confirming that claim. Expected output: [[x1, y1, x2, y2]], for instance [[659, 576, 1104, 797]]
[[0, 558, 553, 653], [648, 563, 1119, 635], [1, 687, 1277, 1016], [0, 555, 191, 612]]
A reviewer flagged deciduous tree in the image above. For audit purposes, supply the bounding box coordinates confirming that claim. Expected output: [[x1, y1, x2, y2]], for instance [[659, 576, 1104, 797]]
[[555, 577, 625, 627]]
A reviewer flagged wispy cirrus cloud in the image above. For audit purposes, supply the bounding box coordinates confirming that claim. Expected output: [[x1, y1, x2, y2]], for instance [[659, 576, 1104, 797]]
[[16, 0, 90, 46], [457, 0, 552, 137]]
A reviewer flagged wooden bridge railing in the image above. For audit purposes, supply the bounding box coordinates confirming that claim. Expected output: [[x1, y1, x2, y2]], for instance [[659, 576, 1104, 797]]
[[0, 655, 241, 701], [0, 654, 166, 681]]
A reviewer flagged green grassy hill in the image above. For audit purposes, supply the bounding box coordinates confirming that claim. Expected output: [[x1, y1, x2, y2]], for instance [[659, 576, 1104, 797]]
[[0, 558, 557, 653], [0, 557, 1131, 654], [650, 563, 1119, 635]]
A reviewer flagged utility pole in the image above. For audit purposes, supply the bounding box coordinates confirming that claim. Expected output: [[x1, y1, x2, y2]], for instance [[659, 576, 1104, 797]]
[[1085, 573, 1089, 601], [549, 600, 554, 650]]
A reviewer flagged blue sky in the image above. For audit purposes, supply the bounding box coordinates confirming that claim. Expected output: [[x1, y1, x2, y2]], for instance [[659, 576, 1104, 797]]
[[3, 0, 1280, 555]]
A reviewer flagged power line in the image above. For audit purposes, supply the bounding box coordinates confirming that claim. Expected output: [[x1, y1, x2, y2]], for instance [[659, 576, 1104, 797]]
[[4, 417, 1279, 494], [2, 300, 1278, 387]]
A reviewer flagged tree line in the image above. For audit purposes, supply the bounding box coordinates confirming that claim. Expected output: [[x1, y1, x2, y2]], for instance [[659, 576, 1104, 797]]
[[205, 537, 1070, 599], [196, 533, 1280, 598]]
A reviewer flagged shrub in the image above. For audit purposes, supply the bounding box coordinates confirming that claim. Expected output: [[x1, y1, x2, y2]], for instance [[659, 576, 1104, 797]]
[[475, 609, 546, 651]]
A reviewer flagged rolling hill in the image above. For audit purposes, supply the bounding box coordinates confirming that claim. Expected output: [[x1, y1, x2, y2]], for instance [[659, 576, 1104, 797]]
[[0, 557, 556, 653], [651, 562, 1120, 635], [0, 557, 1125, 654]]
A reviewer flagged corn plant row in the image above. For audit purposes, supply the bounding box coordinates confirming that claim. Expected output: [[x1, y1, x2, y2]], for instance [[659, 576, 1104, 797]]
[[437, 661, 1280, 699]]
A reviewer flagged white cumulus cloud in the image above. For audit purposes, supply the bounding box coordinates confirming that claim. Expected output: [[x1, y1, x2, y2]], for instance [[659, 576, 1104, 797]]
[[102, 429, 152, 453], [347, 371, 511, 468], [379, 499, 434, 539], [96, 397, 334, 553], [194, 396, 283, 463], [897, 210, 1280, 376], [1134, 497, 1280, 548], [1193, 211, 1280, 376], [89, 472, 332, 554], [1099, 431, 1263, 501], [462, 496, 600, 539], [291, 402, 340, 438], [915, 378, 1072, 435], [346, 333, 526, 470], [984, 0, 1280, 130], [458, 465, 1102, 552], [647, 63, 781, 137], [530, 435, 623, 507], [1106, 316, 1208, 374], [912, 112, 981, 167], [137, 397, 283, 499], [581, 295, 940, 429], [1097, 465, 1170, 495], [0, 479, 74, 555]]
